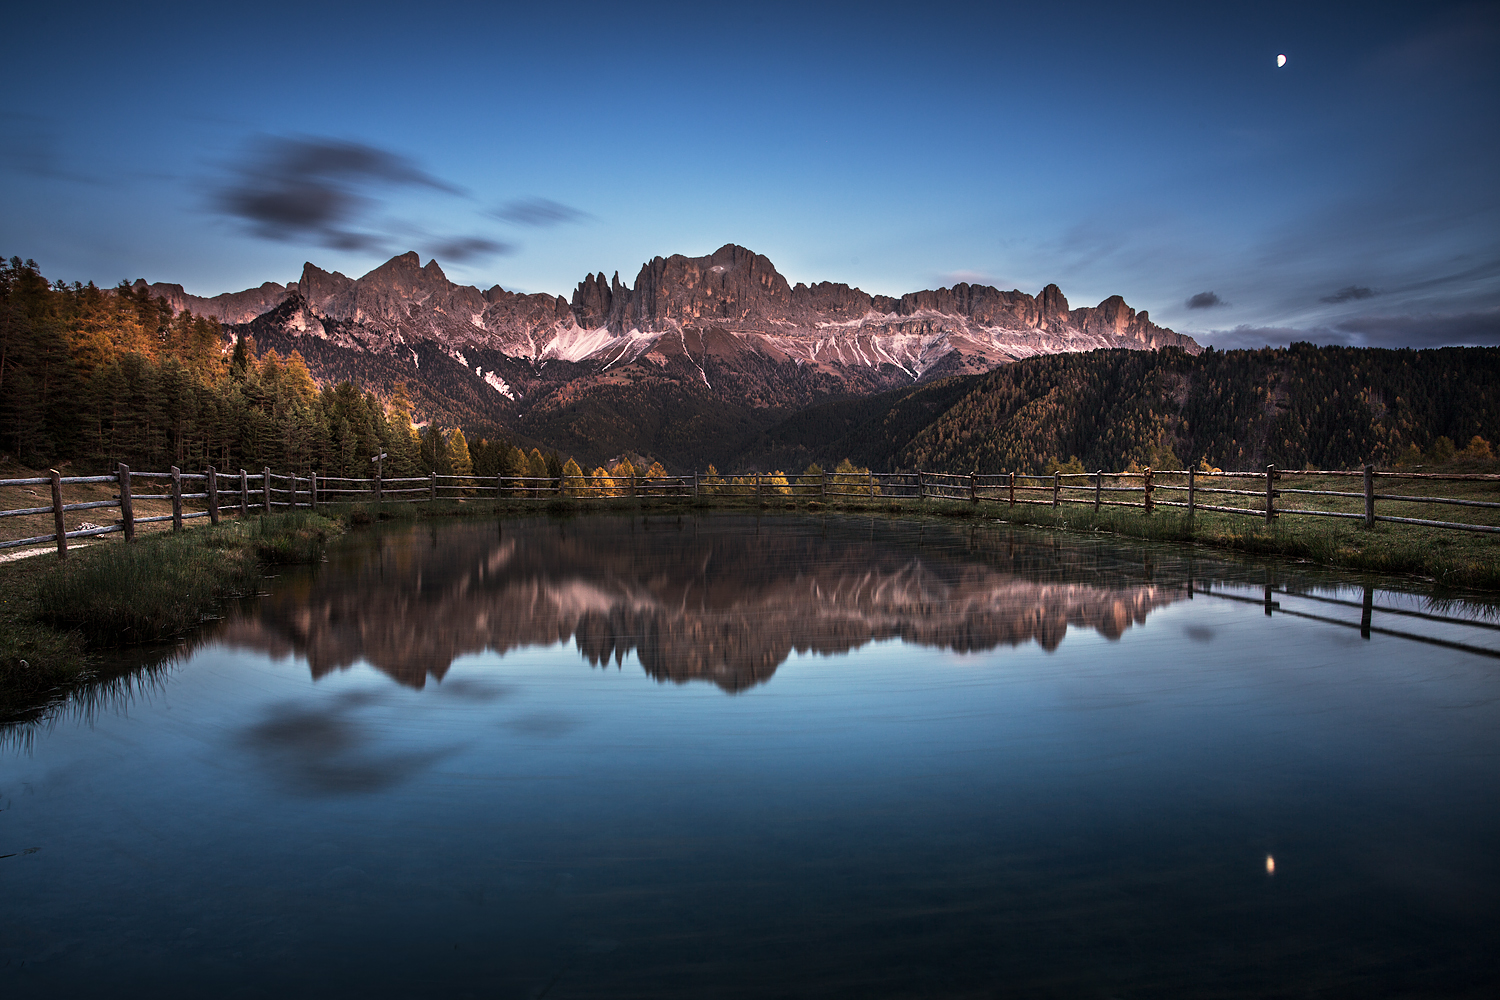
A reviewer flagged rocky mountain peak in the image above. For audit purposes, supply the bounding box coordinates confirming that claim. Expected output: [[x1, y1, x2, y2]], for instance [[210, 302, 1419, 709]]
[[1037, 283, 1070, 323]]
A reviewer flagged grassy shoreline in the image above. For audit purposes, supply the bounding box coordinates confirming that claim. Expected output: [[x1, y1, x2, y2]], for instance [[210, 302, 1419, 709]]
[[1, 512, 339, 722]]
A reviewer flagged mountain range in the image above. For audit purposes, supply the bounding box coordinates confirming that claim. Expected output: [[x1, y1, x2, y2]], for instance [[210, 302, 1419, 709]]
[[138, 244, 1200, 466]]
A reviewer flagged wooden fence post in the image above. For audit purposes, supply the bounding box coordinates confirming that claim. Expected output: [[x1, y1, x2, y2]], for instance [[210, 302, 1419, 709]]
[[263, 467, 272, 514], [1265, 464, 1277, 526], [207, 466, 220, 525], [1187, 467, 1195, 520], [1363, 464, 1375, 528], [970, 473, 978, 503], [868, 468, 875, 497], [756, 474, 762, 500], [118, 463, 135, 542], [821, 471, 828, 499], [431, 472, 438, 502], [1009, 471, 1015, 507], [239, 469, 248, 516], [1143, 467, 1153, 514], [1094, 469, 1102, 514], [310, 473, 318, 511], [497, 473, 504, 500], [170, 466, 183, 532], [49, 469, 67, 560], [1052, 474, 1059, 509]]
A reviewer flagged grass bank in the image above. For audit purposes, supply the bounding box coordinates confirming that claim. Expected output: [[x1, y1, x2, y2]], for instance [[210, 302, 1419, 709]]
[[978, 503, 1499, 590], [322, 492, 1499, 590], [1, 512, 339, 720]]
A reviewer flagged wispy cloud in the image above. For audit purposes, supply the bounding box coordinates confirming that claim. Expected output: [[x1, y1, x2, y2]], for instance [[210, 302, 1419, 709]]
[[211, 135, 514, 263], [0, 112, 98, 184], [492, 197, 590, 227], [426, 236, 516, 262], [1320, 285, 1377, 303], [1186, 291, 1227, 309]]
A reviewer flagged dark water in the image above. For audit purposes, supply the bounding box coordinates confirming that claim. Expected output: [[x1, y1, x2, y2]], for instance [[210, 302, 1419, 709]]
[[3, 514, 1498, 998]]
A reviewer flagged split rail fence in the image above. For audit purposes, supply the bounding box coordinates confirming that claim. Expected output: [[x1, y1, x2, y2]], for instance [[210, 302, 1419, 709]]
[[2, 463, 1496, 561]]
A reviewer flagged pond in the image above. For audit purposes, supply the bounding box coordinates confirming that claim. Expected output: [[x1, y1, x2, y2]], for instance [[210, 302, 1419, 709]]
[[3, 514, 1498, 998]]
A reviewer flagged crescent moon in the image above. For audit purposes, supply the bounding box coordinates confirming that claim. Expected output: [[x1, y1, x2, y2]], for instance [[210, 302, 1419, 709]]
[[1277, 54, 1287, 67]]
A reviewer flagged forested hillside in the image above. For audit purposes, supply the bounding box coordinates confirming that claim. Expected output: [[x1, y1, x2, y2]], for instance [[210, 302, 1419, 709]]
[[742, 346, 1500, 474], [0, 257, 520, 479]]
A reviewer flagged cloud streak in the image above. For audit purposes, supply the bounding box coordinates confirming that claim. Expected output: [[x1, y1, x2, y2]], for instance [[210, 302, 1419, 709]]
[[1321, 285, 1378, 303], [1186, 291, 1227, 309], [212, 135, 514, 263], [492, 197, 590, 227], [426, 236, 516, 262]]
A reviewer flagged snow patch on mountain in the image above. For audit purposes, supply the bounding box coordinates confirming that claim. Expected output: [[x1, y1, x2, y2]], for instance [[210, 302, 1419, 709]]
[[479, 369, 515, 399]]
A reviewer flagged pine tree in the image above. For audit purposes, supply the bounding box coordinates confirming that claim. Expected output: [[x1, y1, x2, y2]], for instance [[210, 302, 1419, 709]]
[[506, 445, 528, 494], [527, 447, 550, 494], [561, 457, 585, 496], [590, 465, 617, 497], [447, 426, 474, 492]]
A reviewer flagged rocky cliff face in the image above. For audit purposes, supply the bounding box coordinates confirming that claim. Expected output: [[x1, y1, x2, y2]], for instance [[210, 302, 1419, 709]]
[[186, 243, 1196, 378]]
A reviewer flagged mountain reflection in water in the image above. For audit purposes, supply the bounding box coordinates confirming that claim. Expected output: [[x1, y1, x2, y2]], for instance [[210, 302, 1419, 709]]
[[218, 515, 1186, 691]]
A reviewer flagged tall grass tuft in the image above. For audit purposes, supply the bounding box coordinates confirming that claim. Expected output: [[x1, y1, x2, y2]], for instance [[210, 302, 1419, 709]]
[[32, 513, 337, 645]]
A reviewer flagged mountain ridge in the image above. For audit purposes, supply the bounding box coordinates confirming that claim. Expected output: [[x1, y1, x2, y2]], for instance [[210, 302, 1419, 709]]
[[142, 243, 1198, 373], [138, 244, 1200, 467]]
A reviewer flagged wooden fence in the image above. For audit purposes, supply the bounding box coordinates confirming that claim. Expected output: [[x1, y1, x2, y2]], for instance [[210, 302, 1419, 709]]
[[2, 463, 1496, 560]]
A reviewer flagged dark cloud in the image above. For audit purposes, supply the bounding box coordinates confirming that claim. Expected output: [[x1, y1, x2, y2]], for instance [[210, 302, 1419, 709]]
[[1199, 308, 1500, 351], [213, 135, 491, 256], [435, 677, 516, 702], [504, 711, 582, 738], [238, 691, 452, 796], [425, 236, 516, 262], [1321, 285, 1378, 303], [492, 197, 590, 227], [1186, 291, 1227, 309]]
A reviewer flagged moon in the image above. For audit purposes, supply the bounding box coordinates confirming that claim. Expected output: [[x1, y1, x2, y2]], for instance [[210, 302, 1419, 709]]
[[1277, 54, 1288, 67]]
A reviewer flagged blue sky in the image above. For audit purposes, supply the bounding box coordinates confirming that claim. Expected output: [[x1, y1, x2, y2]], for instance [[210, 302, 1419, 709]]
[[3, 0, 1496, 349]]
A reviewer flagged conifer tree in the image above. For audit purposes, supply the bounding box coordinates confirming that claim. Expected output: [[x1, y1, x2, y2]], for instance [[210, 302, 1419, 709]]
[[589, 465, 617, 497], [506, 444, 528, 494], [447, 426, 474, 492], [527, 447, 550, 494], [561, 456, 585, 496]]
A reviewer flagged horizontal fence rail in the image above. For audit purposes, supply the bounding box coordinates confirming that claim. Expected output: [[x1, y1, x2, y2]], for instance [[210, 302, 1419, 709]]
[[3, 463, 1497, 560]]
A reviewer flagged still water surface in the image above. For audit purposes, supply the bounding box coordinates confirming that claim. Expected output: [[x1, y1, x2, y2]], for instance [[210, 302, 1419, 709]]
[[3, 514, 1498, 997]]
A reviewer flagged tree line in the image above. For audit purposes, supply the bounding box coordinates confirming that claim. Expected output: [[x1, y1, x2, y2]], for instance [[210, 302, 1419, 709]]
[[0, 256, 559, 481]]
